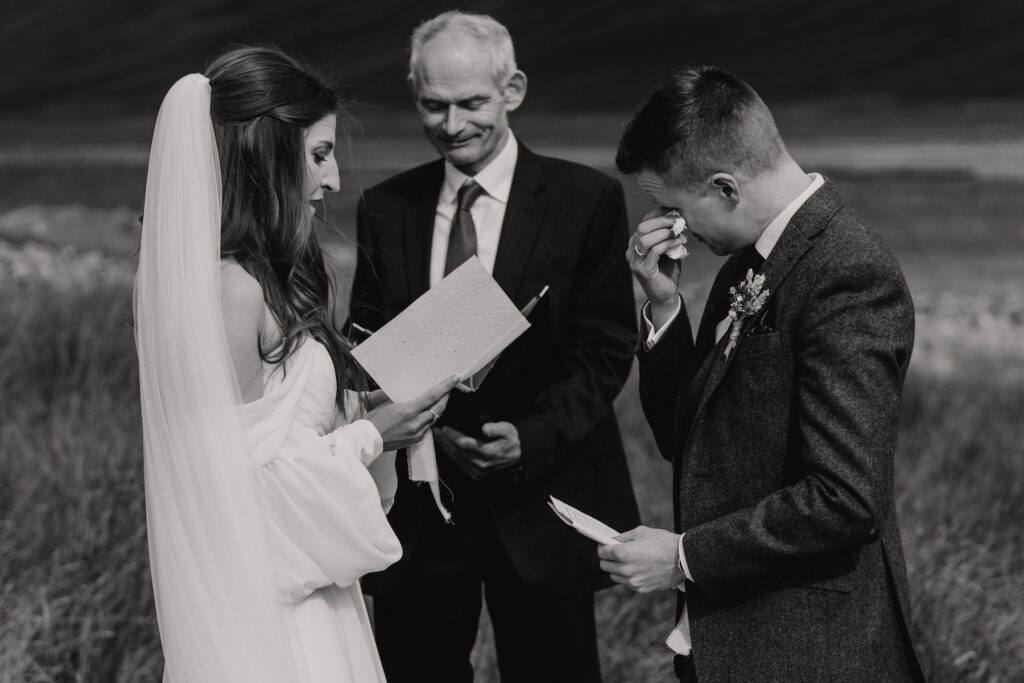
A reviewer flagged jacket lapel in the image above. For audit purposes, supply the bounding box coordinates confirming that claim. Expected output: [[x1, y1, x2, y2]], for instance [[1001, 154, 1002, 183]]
[[491, 144, 548, 300], [692, 180, 845, 418], [687, 254, 744, 404], [402, 161, 445, 300]]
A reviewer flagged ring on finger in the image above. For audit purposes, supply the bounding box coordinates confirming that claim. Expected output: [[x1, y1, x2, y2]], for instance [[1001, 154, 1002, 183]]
[[634, 243, 648, 258], [427, 408, 441, 424]]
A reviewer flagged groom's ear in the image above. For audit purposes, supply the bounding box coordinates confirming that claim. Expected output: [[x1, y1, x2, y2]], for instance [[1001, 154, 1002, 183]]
[[711, 174, 740, 204], [503, 70, 528, 112]]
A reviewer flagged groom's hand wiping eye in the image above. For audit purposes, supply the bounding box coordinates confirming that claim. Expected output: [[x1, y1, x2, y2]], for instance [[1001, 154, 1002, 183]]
[[627, 212, 685, 312]]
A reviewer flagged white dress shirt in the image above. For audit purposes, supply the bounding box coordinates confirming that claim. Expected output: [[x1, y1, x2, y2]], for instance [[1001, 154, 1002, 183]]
[[428, 131, 519, 287], [654, 172, 825, 656]]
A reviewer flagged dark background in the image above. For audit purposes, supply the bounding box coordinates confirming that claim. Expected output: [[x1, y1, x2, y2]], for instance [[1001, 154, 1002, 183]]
[[3, 0, 1024, 116]]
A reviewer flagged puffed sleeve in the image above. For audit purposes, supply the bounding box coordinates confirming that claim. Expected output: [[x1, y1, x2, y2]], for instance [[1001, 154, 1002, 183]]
[[253, 418, 402, 601], [338, 389, 398, 513]]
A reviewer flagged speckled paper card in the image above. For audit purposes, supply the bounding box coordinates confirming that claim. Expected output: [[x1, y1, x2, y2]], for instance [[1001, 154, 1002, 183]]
[[352, 257, 530, 402]]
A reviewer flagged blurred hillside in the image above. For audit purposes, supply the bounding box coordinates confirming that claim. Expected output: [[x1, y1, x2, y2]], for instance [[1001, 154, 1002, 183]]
[[3, 0, 1024, 115]]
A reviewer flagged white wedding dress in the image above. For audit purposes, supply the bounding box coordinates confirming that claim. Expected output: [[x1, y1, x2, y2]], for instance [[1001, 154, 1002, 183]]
[[242, 335, 402, 682]]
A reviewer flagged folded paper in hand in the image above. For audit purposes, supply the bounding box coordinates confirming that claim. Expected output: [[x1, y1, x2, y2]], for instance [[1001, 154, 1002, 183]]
[[352, 256, 530, 402], [548, 496, 621, 545]]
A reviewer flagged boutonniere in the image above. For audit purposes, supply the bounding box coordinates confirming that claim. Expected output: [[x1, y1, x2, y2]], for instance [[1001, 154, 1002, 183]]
[[723, 269, 770, 359]]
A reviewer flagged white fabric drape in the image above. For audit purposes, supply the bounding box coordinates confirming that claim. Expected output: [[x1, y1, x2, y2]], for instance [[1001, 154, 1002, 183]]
[[135, 74, 302, 683], [243, 340, 402, 602], [244, 338, 401, 682]]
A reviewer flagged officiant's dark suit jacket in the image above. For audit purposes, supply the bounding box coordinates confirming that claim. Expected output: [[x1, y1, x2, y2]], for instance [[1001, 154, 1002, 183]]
[[640, 182, 925, 682], [351, 143, 640, 596]]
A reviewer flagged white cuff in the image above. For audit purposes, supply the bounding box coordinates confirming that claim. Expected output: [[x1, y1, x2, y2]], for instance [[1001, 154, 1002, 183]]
[[643, 295, 683, 349], [667, 532, 693, 655], [333, 419, 384, 466], [678, 532, 692, 583]]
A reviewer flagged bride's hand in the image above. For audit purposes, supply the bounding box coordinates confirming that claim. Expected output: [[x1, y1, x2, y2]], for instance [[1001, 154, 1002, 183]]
[[365, 376, 460, 451], [364, 389, 389, 410]]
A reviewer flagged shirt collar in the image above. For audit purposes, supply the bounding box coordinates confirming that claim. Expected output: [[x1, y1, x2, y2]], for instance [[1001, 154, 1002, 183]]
[[440, 131, 519, 206], [754, 172, 824, 259]]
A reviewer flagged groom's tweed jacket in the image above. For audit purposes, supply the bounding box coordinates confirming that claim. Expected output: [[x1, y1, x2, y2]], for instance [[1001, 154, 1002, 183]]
[[639, 181, 926, 682]]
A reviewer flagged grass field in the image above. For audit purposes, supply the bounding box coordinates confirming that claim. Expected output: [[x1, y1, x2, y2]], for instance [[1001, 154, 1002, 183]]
[[1, 113, 1023, 681]]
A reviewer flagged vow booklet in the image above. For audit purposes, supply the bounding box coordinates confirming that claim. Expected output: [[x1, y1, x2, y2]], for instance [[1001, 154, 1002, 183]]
[[352, 257, 530, 402], [548, 496, 621, 545]]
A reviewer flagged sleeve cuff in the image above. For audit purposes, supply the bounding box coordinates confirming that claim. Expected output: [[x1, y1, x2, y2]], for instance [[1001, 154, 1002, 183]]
[[643, 295, 683, 349], [347, 419, 384, 464], [677, 532, 693, 587]]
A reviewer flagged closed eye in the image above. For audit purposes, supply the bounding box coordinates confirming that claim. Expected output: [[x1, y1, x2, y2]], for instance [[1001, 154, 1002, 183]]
[[312, 143, 333, 165], [419, 99, 446, 113], [420, 97, 489, 112], [459, 97, 488, 110]]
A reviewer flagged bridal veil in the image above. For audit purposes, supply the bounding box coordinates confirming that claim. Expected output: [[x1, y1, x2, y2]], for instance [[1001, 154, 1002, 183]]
[[134, 74, 303, 682]]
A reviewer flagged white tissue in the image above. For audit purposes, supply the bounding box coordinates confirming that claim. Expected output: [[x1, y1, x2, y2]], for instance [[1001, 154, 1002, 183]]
[[665, 211, 689, 260]]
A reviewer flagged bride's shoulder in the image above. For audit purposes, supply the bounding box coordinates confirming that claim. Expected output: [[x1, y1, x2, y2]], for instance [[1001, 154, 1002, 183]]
[[220, 259, 265, 329]]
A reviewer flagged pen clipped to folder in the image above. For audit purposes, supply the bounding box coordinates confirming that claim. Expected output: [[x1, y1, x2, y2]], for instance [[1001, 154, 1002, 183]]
[[519, 285, 549, 318]]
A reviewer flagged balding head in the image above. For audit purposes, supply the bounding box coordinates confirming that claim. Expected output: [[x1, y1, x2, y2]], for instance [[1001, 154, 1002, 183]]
[[408, 11, 518, 90]]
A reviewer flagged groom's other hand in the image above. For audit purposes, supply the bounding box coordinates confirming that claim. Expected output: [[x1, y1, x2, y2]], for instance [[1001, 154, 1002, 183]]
[[597, 526, 684, 593], [435, 423, 522, 480], [626, 209, 683, 328]]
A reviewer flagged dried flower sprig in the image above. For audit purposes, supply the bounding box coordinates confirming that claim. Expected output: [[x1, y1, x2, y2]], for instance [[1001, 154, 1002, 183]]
[[723, 268, 770, 358]]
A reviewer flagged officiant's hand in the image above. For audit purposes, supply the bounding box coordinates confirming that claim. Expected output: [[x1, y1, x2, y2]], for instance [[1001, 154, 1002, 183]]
[[627, 209, 683, 318], [597, 526, 684, 593], [435, 422, 522, 480], [366, 376, 460, 451]]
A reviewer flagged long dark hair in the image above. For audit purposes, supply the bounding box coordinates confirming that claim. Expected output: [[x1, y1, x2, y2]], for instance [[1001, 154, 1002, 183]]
[[205, 45, 363, 400]]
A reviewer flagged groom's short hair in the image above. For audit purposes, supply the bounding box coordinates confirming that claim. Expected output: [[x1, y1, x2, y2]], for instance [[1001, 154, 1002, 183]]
[[616, 66, 786, 187]]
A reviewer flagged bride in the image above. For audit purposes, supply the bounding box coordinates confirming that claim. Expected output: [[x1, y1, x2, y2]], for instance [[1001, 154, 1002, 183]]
[[134, 45, 457, 682]]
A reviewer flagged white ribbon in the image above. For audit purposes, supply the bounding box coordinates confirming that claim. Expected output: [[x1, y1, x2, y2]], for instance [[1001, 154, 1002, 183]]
[[408, 437, 452, 522]]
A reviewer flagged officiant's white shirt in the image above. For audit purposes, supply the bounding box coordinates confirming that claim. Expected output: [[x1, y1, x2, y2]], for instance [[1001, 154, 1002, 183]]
[[429, 131, 519, 287], [649, 172, 825, 656]]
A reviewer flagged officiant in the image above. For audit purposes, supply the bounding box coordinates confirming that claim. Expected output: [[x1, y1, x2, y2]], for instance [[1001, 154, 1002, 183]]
[[350, 11, 640, 683]]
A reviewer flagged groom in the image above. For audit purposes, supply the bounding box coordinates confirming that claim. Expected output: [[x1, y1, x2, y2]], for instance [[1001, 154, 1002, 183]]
[[599, 67, 926, 682]]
